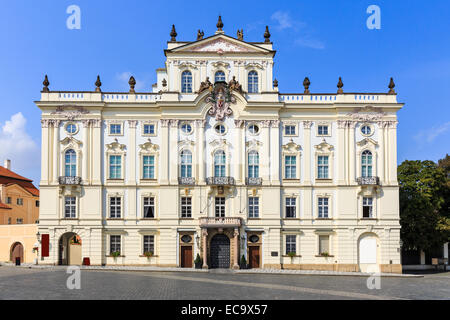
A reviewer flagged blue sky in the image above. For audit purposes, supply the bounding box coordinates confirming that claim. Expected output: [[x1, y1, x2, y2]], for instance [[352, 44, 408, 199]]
[[0, 0, 449, 185]]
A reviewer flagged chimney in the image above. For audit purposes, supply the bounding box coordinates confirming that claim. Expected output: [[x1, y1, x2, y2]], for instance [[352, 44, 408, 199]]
[[4, 159, 11, 170]]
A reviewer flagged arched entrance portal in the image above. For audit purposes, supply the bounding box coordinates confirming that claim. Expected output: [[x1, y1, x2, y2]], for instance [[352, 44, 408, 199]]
[[10, 242, 24, 264], [358, 233, 380, 273], [58, 232, 82, 265], [210, 234, 230, 268]]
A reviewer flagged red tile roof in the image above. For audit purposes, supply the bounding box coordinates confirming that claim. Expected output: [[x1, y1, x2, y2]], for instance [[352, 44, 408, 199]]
[[0, 202, 11, 209], [0, 166, 39, 197]]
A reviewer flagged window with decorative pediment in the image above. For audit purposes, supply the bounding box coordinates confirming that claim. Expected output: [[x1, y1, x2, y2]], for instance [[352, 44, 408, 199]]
[[214, 150, 226, 177], [60, 136, 82, 179], [180, 150, 193, 178], [106, 139, 126, 181], [282, 140, 301, 181], [356, 138, 378, 182], [248, 71, 258, 93], [65, 149, 77, 177], [314, 140, 334, 181], [138, 139, 159, 182], [181, 71, 193, 93]]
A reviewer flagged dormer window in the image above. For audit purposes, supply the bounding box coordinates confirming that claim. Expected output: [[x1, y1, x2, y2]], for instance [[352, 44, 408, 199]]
[[181, 71, 192, 93], [215, 71, 226, 83]]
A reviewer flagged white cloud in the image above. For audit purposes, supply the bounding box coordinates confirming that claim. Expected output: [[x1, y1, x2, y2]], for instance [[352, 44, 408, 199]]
[[271, 11, 295, 30], [414, 121, 450, 144], [295, 37, 325, 50], [0, 112, 40, 174]]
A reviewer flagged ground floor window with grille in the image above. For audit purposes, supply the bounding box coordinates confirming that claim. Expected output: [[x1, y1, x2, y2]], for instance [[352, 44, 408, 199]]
[[285, 197, 296, 218], [110, 235, 121, 255], [285, 235, 296, 255], [248, 197, 259, 218], [143, 197, 155, 218], [64, 196, 76, 218], [181, 197, 192, 218], [318, 197, 329, 218], [110, 197, 121, 218], [143, 235, 154, 255], [215, 197, 225, 217], [363, 197, 373, 218], [319, 235, 330, 255]]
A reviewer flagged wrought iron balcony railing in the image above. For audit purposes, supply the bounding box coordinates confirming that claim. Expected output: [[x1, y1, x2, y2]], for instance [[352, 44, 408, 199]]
[[356, 176, 380, 186], [178, 177, 196, 185], [206, 176, 235, 186], [58, 176, 82, 185], [199, 217, 241, 228], [245, 177, 262, 186]]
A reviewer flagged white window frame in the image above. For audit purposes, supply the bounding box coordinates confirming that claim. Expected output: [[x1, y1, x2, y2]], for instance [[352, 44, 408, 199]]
[[248, 196, 259, 218], [181, 197, 192, 218], [142, 121, 158, 137], [108, 195, 123, 219], [285, 197, 297, 218], [143, 196, 155, 219], [285, 235, 297, 255], [143, 235, 155, 255], [215, 197, 226, 217], [64, 196, 77, 219], [109, 235, 122, 255]]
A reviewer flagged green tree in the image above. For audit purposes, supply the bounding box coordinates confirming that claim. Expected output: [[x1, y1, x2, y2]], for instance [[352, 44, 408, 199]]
[[437, 154, 450, 234], [398, 160, 448, 252]]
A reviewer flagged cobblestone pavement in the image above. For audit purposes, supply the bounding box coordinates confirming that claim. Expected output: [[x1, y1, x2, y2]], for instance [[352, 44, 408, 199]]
[[0, 266, 448, 300]]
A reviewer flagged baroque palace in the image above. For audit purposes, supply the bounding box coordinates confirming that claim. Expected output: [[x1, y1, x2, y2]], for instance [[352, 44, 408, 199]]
[[36, 17, 403, 273]]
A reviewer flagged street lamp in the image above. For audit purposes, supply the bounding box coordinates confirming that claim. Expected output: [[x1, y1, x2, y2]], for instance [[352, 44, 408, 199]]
[[34, 232, 41, 265], [195, 234, 200, 248]]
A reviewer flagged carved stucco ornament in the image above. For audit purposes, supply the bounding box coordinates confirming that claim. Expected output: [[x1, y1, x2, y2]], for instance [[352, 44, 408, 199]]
[[347, 106, 386, 122], [206, 82, 235, 121], [51, 105, 90, 121]]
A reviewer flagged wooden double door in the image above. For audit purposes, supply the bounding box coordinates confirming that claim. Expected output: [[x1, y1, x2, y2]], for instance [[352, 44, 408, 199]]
[[248, 246, 260, 269], [181, 246, 193, 268]]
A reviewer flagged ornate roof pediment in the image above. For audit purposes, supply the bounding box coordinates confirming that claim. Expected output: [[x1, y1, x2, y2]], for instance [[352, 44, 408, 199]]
[[168, 35, 271, 55]]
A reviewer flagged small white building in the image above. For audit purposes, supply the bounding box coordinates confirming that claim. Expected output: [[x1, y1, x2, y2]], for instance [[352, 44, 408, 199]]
[[36, 17, 403, 273]]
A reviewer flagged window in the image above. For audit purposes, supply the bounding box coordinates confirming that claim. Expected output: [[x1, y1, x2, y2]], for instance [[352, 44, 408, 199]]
[[181, 71, 192, 93], [248, 151, 259, 178], [65, 149, 77, 177], [64, 196, 76, 218], [143, 124, 155, 135], [109, 155, 122, 179], [16, 218, 23, 224], [361, 150, 373, 177], [361, 125, 372, 136], [143, 235, 154, 254], [285, 155, 296, 179], [285, 235, 296, 255], [66, 123, 77, 134], [248, 197, 259, 218], [318, 197, 329, 218], [180, 151, 192, 178], [363, 197, 373, 218], [36, 200, 39, 207], [17, 198, 23, 206], [215, 197, 225, 217], [6, 197, 11, 204], [110, 197, 121, 218], [110, 235, 121, 255], [318, 125, 329, 136], [215, 71, 225, 82], [214, 123, 226, 135], [285, 197, 296, 218], [319, 235, 330, 255], [143, 197, 155, 218], [248, 71, 258, 93], [181, 197, 192, 218], [317, 156, 329, 179], [180, 122, 193, 134], [285, 125, 296, 136], [143, 155, 155, 179], [110, 124, 122, 135], [214, 150, 226, 177], [7, 217, 11, 225], [248, 124, 259, 135]]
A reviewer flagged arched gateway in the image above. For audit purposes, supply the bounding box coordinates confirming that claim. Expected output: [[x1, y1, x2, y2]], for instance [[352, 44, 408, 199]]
[[210, 234, 230, 268], [58, 232, 82, 265], [10, 242, 24, 264]]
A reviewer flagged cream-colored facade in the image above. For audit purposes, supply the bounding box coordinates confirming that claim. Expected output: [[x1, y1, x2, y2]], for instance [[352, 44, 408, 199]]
[[36, 19, 403, 273]]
